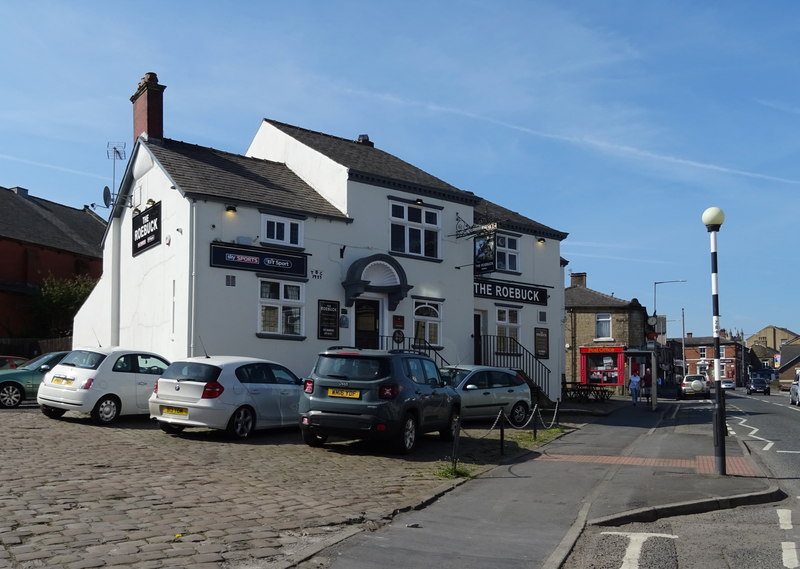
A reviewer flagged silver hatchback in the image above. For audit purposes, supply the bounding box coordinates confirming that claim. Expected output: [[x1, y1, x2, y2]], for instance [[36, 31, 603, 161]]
[[439, 365, 531, 426]]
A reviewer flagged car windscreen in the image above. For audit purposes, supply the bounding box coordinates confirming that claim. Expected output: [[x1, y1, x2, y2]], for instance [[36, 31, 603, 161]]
[[315, 356, 389, 380], [439, 368, 469, 387], [161, 362, 222, 382], [59, 350, 107, 370]]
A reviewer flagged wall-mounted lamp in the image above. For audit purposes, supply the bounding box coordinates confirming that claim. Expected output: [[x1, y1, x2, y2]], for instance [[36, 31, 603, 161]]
[[132, 208, 141, 216], [537, 237, 546, 245], [225, 205, 237, 213], [146, 199, 156, 207], [414, 198, 424, 205]]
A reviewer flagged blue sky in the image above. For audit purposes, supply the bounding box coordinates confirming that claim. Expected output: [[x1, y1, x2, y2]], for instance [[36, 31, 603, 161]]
[[2, 1, 798, 341]]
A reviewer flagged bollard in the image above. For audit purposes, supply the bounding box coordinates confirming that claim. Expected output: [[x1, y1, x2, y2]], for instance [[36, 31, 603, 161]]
[[500, 410, 505, 456]]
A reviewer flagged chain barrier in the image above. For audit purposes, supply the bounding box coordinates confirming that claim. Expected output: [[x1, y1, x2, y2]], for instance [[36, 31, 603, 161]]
[[458, 398, 560, 441]]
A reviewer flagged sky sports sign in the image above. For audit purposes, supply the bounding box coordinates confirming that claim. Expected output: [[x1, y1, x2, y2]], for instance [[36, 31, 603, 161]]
[[132, 202, 161, 256], [210, 242, 307, 278], [473, 278, 548, 305]]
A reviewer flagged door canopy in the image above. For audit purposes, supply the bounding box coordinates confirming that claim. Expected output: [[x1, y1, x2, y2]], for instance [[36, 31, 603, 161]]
[[342, 254, 413, 310]]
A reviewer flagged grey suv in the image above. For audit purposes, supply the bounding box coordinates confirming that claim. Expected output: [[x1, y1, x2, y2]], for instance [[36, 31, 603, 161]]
[[299, 348, 461, 453]]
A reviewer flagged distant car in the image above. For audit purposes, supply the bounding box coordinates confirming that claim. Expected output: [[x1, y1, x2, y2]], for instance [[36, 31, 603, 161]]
[[0, 355, 28, 370], [681, 374, 711, 398], [720, 379, 735, 390], [37, 347, 170, 424], [299, 348, 461, 454], [790, 381, 800, 405], [0, 351, 69, 408], [439, 365, 531, 426], [149, 356, 303, 440], [747, 377, 770, 395]]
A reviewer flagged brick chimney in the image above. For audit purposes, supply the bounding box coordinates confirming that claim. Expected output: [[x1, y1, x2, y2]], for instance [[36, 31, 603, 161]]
[[570, 272, 587, 288], [130, 72, 166, 143]]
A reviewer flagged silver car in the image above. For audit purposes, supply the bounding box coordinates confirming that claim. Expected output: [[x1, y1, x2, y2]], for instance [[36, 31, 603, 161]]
[[439, 365, 531, 426]]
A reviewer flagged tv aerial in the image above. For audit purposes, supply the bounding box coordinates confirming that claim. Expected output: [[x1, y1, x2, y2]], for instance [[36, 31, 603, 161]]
[[92, 142, 127, 210]]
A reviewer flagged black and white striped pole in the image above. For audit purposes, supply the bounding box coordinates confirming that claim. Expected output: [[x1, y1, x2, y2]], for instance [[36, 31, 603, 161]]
[[703, 206, 726, 475]]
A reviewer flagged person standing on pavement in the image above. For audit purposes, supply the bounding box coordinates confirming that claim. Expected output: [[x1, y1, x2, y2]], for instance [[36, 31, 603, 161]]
[[642, 369, 652, 405], [629, 370, 641, 406]]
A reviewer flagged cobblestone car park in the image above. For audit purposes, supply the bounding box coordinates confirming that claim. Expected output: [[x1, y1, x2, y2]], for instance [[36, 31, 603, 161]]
[[0, 401, 556, 568]]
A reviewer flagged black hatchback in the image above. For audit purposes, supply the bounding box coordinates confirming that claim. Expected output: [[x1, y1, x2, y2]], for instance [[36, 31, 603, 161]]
[[746, 377, 770, 395], [299, 348, 461, 454]]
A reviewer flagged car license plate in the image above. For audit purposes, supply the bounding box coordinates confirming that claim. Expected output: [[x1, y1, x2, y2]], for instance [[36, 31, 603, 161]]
[[328, 388, 360, 399], [162, 406, 188, 416], [51, 376, 74, 386]]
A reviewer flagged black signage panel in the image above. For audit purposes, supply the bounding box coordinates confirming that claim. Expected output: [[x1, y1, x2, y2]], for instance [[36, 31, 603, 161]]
[[318, 300, 340, 341], [132, 202, 162, 257], [473, 278, 548, 306], [210, 242, 307, 278], [473, 232, 496, 274], [535, 327, 550, 359]]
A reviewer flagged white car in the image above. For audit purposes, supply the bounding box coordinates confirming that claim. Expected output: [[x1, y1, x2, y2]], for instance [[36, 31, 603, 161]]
[[37, 347, 170, 424], [438, 364, 532, 426], [149, 356, 303, 440]]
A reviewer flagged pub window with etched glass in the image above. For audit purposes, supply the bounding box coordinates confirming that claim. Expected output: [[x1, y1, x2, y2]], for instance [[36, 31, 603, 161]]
[[595, 313, 611, 339], [389, 201, 440, 259], [413, 301, 442, 347], [495, 234, 518, 271], [259, 279, 304, 336], [497, 307, 520, 352]]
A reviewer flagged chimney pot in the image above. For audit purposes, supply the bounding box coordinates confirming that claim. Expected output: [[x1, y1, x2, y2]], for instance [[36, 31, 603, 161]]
[[357, 134, 374, 147]]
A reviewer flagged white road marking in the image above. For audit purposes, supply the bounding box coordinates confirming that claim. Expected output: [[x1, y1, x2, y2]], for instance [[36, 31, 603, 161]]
[[779, 509, 793, 530], [782, 542, 799, 568], [601, 532, 678, 569]]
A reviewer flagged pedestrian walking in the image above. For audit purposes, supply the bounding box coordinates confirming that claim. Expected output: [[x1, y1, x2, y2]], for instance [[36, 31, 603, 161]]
[[629, 371, 641, 406]]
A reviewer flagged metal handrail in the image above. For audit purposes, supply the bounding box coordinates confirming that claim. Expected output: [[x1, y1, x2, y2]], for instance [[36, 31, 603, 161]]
[[377, 335, 451, 368]]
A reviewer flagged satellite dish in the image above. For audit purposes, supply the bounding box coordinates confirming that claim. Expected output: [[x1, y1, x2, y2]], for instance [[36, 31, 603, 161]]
[[102, 186, 112, 208]]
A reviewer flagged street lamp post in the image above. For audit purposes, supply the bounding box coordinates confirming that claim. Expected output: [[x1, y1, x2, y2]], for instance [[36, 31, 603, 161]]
[[702, 206, 726, 476], [652, 280, 686, 411]]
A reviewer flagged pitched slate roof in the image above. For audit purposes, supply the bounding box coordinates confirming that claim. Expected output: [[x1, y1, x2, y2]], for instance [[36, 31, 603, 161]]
[[263, 119, 481, 206], [565, 284, 638, 309], [474, 199, 568, 241], [0, 187, 105, 258], [143, 139, 348, 220]]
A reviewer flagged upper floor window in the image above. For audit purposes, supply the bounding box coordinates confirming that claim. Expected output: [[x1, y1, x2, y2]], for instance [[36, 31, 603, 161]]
[[261, 214, 303, 247], [595, 313, 611, 339], [495, 234, 518, 272], [389, 202, 439, 259], [699, 347, 706, 359]]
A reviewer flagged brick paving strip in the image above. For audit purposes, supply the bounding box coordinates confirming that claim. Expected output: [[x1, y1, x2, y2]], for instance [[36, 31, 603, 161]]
[[536, 453, 756, 476]]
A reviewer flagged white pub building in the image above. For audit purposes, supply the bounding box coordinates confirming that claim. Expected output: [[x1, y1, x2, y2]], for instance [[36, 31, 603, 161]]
[[74, 73, 568, 399]]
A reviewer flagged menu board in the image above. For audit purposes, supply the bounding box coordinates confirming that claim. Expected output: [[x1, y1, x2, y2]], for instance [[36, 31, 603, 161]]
[[318, 300, 340, 340]]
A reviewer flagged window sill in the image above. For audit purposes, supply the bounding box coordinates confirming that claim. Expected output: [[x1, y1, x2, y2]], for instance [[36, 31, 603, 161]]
[[389, 251, 443, 263], [256, 333, 307, 341], [592, 338, 615, 342]]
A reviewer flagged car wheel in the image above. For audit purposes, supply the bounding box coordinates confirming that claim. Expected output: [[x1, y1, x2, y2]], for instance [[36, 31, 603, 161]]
[[226, 406, 255, 440], [508, 401, 529, 427], [41, 405, 66, 419], [440, 409, 460, 441], [301, 428, 328, 447], [159, 422, 185, 435], [766, 389, 771, 396], [0, 382, 23, 408], [91, 396, 121, 425], [395, 413, 418, 454]]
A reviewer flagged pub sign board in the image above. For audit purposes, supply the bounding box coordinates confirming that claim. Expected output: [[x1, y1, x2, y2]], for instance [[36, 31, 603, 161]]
[[473, 232, 496, 274], [132, 201, 162, 257], [210, 242, 307, 278], [473, 278, 548, 306], [534, 327, 549, 359], [318, 300, 340, 341]]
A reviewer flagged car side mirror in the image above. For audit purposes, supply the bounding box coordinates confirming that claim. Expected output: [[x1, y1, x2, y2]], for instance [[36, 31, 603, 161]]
[[39, 365, 51, 372], [465, 384, 478, 390]]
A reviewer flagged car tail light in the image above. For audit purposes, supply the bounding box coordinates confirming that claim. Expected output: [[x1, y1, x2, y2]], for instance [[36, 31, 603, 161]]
[[303, 379, 314, 393], [81, 378, 94, 390], [378, 384, 399, 399], [152, 381, 159, 394], [201, 381, 224, 399]]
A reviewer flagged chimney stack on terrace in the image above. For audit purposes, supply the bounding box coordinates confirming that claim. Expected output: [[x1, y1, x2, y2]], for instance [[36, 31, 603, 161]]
[[130, 72, 166, 143]]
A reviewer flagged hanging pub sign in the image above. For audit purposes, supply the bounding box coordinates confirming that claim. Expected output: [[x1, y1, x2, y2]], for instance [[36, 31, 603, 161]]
[[473, 232, 496, 274], [132, 201, 162, 257], [473, 278, 548, 305], [210, 242, 307, 278]]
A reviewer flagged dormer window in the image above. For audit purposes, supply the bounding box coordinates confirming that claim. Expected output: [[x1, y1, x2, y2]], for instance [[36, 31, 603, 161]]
[[261, 214, 303, 247]]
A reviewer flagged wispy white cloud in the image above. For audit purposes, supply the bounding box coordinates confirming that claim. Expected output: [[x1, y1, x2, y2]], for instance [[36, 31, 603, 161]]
[[562, 250, 676, 264], [340, 87, 800, 186], [0, 154, 106, 180], [756, 99, 800, 116]]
